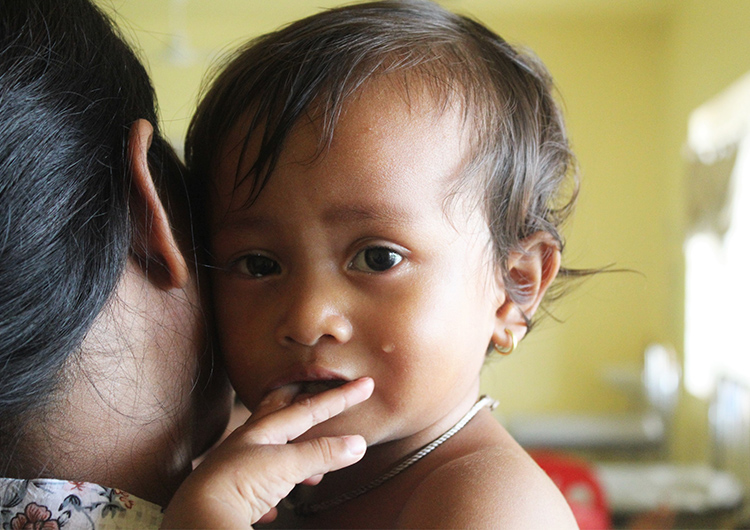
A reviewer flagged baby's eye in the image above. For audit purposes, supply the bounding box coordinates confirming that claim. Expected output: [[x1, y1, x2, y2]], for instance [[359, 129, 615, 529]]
[[235, 253, 281, 278], [350, 247, 403, 273]]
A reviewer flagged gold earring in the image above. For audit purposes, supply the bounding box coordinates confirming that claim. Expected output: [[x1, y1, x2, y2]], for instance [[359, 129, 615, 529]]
[[493, 328, 517, 355]]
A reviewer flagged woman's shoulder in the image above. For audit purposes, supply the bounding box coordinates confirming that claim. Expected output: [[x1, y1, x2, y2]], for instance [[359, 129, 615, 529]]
[[397, 412, 578, 529]]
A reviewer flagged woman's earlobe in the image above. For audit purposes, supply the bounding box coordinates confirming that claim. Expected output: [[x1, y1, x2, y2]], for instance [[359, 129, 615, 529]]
[[128, 119, 189, 290]]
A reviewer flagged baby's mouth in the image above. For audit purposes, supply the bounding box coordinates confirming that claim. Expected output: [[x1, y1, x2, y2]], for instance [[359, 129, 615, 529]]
[[292, 379, 348, 402]]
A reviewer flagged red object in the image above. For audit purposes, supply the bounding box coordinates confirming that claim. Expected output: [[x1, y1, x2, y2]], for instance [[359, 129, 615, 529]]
[[530, 451, 611, 530]]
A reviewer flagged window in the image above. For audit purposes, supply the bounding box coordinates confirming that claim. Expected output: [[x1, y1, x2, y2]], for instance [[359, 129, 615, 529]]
[[684, 72, 750, 398]]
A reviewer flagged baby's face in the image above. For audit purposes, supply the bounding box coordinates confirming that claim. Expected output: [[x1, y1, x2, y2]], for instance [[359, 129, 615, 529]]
[[208, 80, 505, 446]]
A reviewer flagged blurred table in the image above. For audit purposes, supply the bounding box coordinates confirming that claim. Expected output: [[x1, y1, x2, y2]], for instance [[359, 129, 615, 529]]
[[595, 462, 743, 514]]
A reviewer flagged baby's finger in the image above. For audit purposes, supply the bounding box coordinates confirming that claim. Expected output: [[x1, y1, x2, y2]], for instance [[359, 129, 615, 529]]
[[301, 473, 324, 486], [256, 507, 278, 525], [290, 434, 367, 478], [243, 377, 374, 444], [251, 384, 301, 422], [162, 434, 367, 529], [247, 435, 365, 523]]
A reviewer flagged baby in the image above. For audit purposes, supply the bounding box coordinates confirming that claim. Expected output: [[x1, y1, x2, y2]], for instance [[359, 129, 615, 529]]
[[186, 0, 580, 527]]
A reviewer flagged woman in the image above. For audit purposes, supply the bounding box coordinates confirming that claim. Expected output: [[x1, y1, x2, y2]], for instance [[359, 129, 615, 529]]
[[0, 1, 369, 527]]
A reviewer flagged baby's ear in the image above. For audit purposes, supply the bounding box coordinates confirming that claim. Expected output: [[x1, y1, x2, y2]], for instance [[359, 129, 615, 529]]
[[128, 119, 189, 290], [492, 232, 561, 345]]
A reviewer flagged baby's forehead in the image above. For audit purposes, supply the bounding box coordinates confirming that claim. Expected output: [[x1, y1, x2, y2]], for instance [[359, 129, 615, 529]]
[[216, 74, 477, 177], [210, 80, 479, 219]]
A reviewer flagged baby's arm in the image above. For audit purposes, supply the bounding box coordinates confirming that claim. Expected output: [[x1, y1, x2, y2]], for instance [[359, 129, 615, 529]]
[[161, 377, 373, 529], [397, 444, 578, 529]]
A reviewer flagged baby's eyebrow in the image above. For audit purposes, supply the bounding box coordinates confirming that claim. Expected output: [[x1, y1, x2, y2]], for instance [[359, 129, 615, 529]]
[[323, 204, 412, 227], [212, 212, 274, 233], [212, 202, 414, 235]]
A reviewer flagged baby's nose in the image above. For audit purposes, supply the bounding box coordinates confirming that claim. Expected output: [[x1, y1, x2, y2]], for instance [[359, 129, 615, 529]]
[[276, 285, 353, 347]]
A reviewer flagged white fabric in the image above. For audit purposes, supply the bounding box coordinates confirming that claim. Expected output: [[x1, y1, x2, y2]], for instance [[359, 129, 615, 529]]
[[0, 478, 162, 530]]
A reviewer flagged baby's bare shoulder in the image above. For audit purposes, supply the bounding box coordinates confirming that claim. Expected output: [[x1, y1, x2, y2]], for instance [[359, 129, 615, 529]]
[[397, 441, 578, 529]]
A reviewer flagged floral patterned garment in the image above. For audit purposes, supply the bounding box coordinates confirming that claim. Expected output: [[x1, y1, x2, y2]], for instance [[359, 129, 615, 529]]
[[0, 478, 163, 530]]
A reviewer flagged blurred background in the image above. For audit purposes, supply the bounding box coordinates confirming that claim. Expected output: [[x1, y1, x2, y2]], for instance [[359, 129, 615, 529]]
[[98, 1, 750, 527]]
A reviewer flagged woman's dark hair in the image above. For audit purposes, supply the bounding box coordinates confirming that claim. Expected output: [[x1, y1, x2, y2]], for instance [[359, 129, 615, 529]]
[[0, 0, 186, 458], [186, 0, 581, 329]]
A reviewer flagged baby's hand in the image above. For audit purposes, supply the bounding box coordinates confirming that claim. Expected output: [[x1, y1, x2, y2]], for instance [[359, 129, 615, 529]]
[[161, 377, 373, 529]]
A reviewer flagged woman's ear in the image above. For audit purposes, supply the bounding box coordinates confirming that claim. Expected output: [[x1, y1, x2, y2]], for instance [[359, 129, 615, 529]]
[[128, 119, 189, 290], [492, 232, 561, 347]]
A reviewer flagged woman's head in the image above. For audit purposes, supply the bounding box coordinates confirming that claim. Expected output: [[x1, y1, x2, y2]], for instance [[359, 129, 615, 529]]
[[0, 0, 228, 495], [186, 0, 576, 322]]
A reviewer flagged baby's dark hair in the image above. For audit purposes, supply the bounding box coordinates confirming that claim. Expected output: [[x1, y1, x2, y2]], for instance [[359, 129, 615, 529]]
[[186, 0, 578, 324]]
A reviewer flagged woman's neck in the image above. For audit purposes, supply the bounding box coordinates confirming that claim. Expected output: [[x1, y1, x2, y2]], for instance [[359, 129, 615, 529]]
[[2, 355, 193, 507], [2, 260, 199, 507]]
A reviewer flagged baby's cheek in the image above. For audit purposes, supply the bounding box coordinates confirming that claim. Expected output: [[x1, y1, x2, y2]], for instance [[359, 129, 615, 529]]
[[225, 360, 264, 412], [213, 289, 277, 411], [219, 335, 264, 407]]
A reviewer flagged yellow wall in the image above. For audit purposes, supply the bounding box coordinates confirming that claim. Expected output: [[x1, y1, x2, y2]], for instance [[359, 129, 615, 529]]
[[475, 11, 675, 417], [100, 0, 750, 464], [100, 0, 348, 148]]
